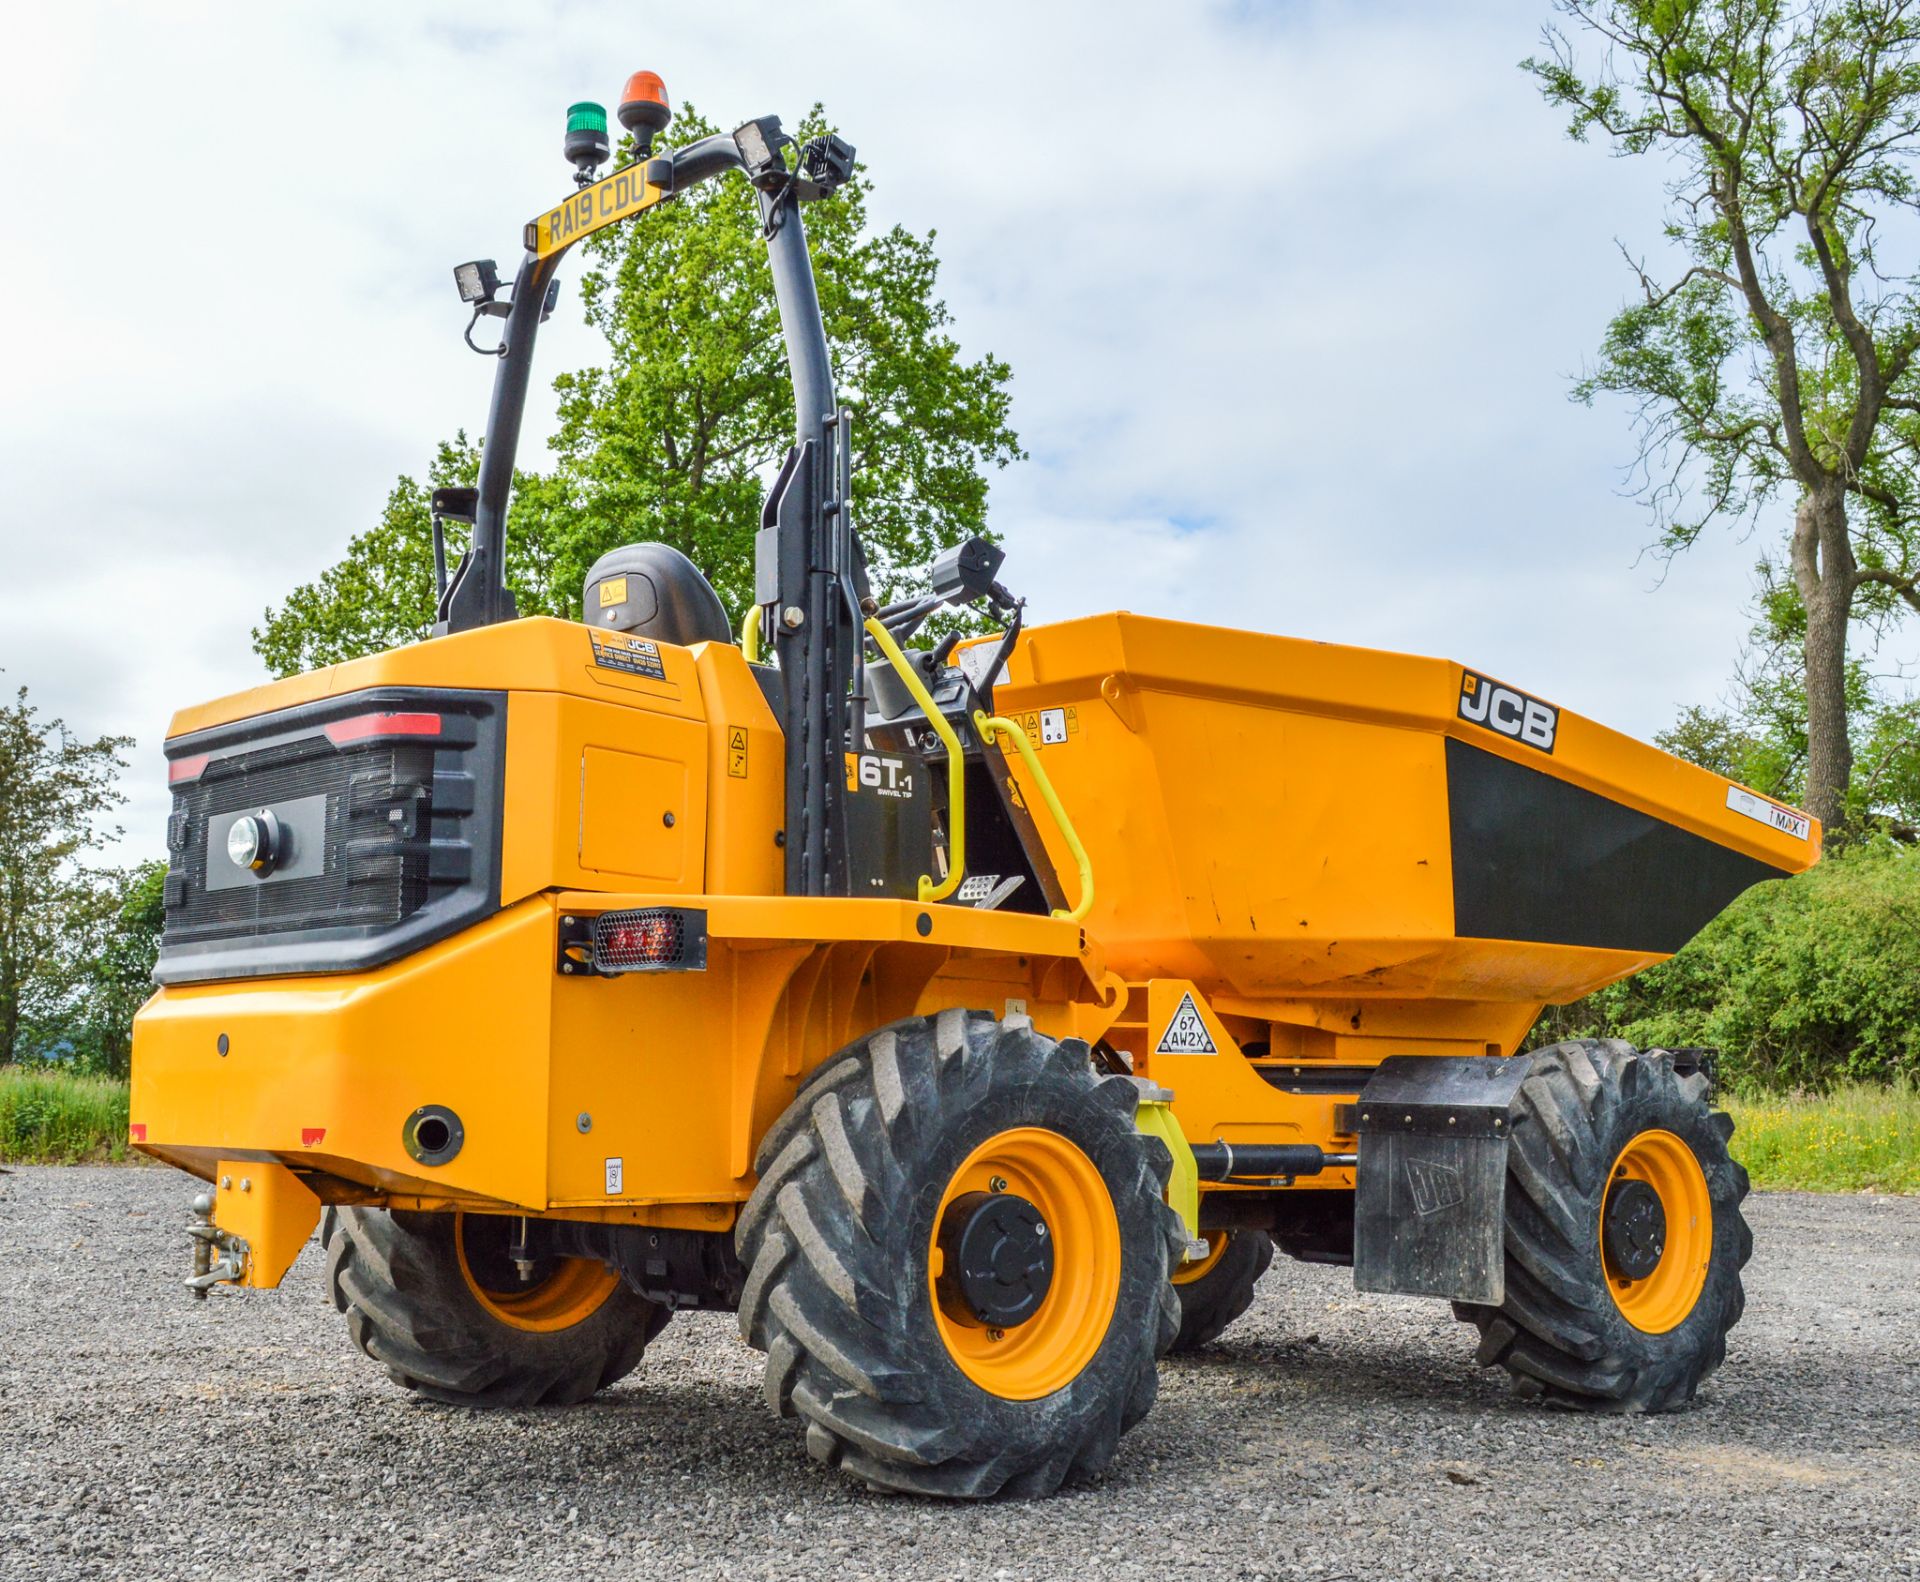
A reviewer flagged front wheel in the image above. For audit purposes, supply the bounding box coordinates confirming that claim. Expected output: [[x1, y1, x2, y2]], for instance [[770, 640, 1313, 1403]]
[[736, 1009, 1186, 1498], [1454, 1040, 1751, 1413]]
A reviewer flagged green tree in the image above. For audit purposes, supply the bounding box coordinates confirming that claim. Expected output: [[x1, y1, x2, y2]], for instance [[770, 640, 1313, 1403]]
[[1531, 0, 1920, 832], [57, 861, 166, 1079], [253, 436, 564, 675], [1658, 577, 1920, 835], [0, 686, 129, 1064], [256, 106, 1021, 677]]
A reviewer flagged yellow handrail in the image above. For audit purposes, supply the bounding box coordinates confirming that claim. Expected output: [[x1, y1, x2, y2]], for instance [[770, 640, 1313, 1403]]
[[863, 618, 965, 904], [740, 605, 762, 664], [973, 710, 1095, 923]]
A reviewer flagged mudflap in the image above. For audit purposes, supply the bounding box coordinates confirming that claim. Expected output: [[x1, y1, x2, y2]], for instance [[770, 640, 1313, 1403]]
[[1352, 1054, 1534, 1305]]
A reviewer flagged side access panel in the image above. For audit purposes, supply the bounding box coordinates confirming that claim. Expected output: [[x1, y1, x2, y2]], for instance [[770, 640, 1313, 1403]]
[[1352, 1054, 1533, 1305]]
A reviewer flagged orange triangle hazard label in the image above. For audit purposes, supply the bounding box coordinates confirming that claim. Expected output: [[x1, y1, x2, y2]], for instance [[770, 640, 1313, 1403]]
[[1155, 992, 1217, 1055]]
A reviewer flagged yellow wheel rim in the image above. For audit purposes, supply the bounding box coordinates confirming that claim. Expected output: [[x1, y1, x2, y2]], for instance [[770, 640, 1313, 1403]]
[[928, 1127, 1121, 1400], [1602, 1130, 1712, 1335], [1172, 1229, 1229, 1287], [454, 1212, 621, 1334]]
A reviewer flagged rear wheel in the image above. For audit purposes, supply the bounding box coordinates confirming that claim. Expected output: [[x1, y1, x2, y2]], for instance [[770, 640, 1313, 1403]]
[[736, 1009, 1186, 1497], [1168, 1229, 1273, 1352], [323, 1206, 668, 1407], [1454, 1040, 1751, 1413]]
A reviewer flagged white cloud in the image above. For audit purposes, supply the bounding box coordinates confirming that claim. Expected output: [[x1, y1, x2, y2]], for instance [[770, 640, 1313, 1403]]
[[1, 0, 1902, 858]]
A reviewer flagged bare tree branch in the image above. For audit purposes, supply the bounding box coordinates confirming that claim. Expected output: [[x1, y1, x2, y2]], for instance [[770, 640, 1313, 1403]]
[[1854, 565, 1920, 612]]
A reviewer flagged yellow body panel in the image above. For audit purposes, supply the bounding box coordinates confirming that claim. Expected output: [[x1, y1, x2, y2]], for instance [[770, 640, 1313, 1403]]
[[691, 641, 785, 895], [136, 900, 561, 1205], [168, 616, 701, 740], [133, 611, 1817, 1285]]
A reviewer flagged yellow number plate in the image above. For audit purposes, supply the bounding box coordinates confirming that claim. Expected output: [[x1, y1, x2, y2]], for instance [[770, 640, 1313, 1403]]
[[523, 163, 668, 258]]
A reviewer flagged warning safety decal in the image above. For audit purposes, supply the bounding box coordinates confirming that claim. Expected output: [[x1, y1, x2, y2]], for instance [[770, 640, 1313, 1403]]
[[1155, 992, 1218, 1055], [1007, 706, 1080, 748]]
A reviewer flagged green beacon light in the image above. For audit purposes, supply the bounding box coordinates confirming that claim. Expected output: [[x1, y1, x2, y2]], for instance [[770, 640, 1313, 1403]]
[[565, 101, 610, 184]]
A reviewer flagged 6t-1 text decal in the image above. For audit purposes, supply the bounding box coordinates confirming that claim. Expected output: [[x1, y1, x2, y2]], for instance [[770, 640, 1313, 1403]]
[[843, 752, 915, 798], [1457, 671, 1559, 754]]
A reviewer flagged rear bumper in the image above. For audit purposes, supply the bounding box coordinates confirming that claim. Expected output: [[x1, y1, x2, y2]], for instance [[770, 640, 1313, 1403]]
[[132, 896, 557, 1208], [130, 891, 1110, 1214]]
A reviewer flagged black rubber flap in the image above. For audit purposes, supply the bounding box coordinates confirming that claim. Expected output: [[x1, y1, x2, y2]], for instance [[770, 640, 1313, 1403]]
[[1353, 1055, 1535, 1305]]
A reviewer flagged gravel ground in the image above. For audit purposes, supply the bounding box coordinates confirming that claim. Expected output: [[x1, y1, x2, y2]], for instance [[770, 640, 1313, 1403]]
[[1, 1166, 1914, 1582]]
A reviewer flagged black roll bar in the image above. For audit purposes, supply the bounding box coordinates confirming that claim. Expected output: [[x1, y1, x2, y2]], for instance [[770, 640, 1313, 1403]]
[[441, 122, 856, 899]]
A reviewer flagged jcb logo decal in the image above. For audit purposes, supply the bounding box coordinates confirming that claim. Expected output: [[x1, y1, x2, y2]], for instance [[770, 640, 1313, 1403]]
[[1406, 1159, 1465, 1216], [1458, 671, 1558, 754]]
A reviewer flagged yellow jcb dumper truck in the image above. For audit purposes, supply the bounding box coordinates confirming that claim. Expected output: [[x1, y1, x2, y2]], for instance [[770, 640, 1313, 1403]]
[[131, 73, 1820, 1498]]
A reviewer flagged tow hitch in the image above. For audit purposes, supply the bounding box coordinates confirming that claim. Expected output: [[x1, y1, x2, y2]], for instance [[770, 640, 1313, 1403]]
[[186, 1191, 246, 1296], [183, 1163, 323, 1298]]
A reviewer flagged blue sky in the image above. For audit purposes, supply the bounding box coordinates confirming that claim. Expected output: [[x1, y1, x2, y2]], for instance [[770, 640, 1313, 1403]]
[[3, 0, 1905, 859]]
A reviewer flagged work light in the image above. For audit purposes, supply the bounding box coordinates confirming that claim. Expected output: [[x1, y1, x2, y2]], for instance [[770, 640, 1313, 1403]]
[[453, 259, 500, 304], [733, 115, 788, 189]]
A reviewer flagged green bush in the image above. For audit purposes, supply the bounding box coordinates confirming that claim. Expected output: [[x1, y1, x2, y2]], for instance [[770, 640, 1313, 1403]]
[[1534, 840, 1920, 1092], [0, 1067, 129, 1163]]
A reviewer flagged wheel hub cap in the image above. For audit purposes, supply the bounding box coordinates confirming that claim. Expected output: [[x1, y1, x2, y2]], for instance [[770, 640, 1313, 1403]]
[[939, 1191, 1055, 1327], [1603, 1176, 1668, 1281]]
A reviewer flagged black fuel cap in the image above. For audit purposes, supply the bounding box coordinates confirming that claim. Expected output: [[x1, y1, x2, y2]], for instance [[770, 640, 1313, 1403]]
[[938, 1191, 1055, 1328]]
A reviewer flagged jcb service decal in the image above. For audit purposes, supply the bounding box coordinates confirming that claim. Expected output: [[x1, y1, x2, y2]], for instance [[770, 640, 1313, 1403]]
[[1458, 671, 1558, 754], [590, 632, 667, 680]]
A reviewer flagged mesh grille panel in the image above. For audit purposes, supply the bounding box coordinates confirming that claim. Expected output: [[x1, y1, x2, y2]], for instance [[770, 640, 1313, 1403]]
[[156, 687, 502, 983], [166, 742, 431, 944], [591, 908, 703, 972]]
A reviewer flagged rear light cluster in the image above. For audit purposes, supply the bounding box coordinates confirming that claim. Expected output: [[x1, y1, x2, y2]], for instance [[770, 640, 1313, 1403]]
[[559, 907, 709, 975], [601, 911, 682, 965]]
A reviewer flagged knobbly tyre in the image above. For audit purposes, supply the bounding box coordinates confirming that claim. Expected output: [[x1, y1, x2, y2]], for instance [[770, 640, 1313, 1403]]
[[131, 71, 1818, 1498]]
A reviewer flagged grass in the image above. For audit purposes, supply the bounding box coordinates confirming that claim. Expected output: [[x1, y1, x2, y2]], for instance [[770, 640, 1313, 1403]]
[[0, 1066, 131, 1164], [1725, 1080, 1920, 1194], [0, 1066, 1913, 1192]]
